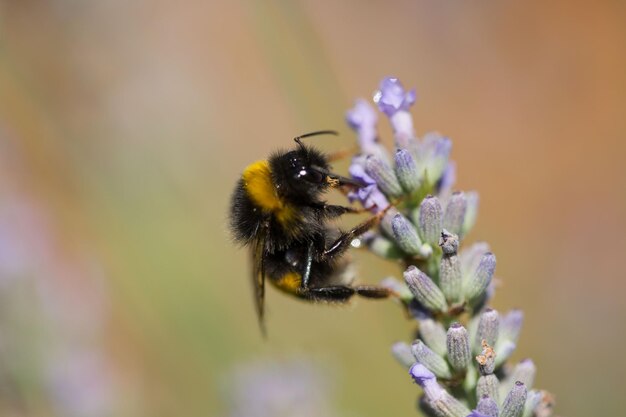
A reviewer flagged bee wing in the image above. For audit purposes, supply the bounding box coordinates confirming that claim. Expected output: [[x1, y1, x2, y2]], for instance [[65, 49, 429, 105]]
[[251, 233, 267, 336]]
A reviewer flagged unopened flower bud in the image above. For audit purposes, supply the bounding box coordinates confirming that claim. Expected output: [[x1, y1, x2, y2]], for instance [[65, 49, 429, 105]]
[[412, 340, 452, 379], [439, 230, 462, 303], [494, 341, 516, 368], [462, 191, 479, 238], [392, 341, 416, 369], [499, 309, 524, 346], [476, 395, 499, 417], [460, 242, 491, 278], [443, 192, 468, 237], [395, 149, 421, 193], [380, 277, 413, 301], [365, 154, 403, 197], [420, 132, 451, 185], [418, 195, 443, 245], [446, 323, 471, 372], [392, 213, 423, 255], [404, 266, 448, 313], [464, 252, 496, 302], [501, 381, 528, 417], [418, 317, 448, 357], [475, 309, 500, 354], [502, 359, 536, 396], [477, 374, 500, 405]]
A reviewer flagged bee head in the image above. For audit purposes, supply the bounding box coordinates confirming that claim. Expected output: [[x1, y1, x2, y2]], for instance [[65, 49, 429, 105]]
[[271, 145, 332, 202]]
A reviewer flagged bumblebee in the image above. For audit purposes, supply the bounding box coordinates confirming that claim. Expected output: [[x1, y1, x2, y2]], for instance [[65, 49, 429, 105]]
[[229, 130, 393, 331]]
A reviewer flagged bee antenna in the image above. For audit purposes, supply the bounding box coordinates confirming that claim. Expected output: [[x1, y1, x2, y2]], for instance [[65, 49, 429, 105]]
[[293, 130, 339, 146]]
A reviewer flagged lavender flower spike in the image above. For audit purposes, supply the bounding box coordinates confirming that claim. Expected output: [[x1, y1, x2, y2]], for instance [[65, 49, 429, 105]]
[[373, 77, 417, 148], [343, 78, 556, 416]]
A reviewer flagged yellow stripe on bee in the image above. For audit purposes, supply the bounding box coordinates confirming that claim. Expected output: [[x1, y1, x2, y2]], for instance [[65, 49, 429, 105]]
[[274, 272, 302, 294], [242, 160, 296, 225]]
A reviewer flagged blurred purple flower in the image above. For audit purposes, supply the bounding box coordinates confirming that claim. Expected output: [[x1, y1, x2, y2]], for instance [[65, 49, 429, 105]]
[[346, 99, 378, 149], [373, 77, 417, 148], [373, 77, 416, 116]]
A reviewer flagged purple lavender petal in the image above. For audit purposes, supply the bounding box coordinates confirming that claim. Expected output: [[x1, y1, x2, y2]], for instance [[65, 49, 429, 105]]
[[346, 98, 379, 153], [348, 157, 390, 213], [373, 77, 416, 116]]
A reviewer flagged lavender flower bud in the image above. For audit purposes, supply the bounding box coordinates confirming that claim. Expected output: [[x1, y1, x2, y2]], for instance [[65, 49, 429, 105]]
[[476, 340, 496, 375], [477, 375, 500, 407], [475, 309, 500, 354], [438, 162, 456, 196], [476, 395, 500, 417], [502, 359, 536, 395], [418, 196, 443, 245], [395, 149, 421, 193], [494, 341, 516, 368], [404, 266, 448, 313], [409, 363, 443, 401], [411, 364, 471, 417], [446, 323, 471, 372], [380, 276, 413, 301], [443, 192, 468, 237], [460, 242, 491, 278], [392, 214, 423, 255], [439, 231, 462, 303], [363, 234, 404, 259], [392, 341, 416, 369], [420, 132, 451, 185], [418, 317, 448, 357], [533, 391, 556, 417], [365, 154, 403, 198], [521, 390, 543, 417], [411, 340, 452, 379], [464, 252, 496, 302], [499, 309, 524, 346], [431, 394, 472, 417], [467, 412, 493, 417], [462, 191, 479, 238], [501, 381, 528, 417]]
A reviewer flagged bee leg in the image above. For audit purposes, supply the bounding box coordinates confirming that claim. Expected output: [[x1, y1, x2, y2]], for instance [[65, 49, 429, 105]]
[[354, 285, 393, 299], [304, 285, 393, 301], [300, 241, 315, 289], [304, 286, 355, 302], [323, 213, 383, 260], [323, 204, 366, 219]]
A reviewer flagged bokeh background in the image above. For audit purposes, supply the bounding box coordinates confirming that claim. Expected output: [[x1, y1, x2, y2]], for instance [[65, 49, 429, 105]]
[[1, 1, 625, 416]]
